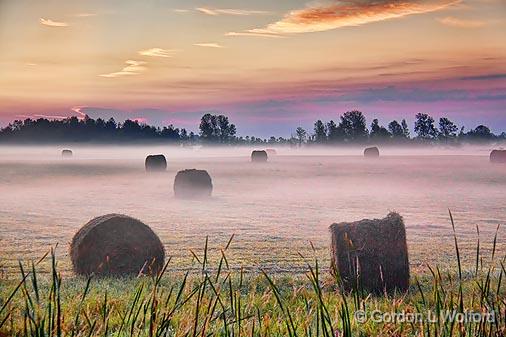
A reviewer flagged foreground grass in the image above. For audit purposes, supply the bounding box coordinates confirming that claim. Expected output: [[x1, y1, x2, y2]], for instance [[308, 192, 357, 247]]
[[1, 217, 505, 336]]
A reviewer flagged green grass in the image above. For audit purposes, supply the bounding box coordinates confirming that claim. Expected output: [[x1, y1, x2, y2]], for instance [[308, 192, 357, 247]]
[[0, 214, 504, 336]]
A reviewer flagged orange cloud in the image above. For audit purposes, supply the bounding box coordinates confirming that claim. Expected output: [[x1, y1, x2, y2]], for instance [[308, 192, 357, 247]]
[[229, 0, 460, 36], [99, 60, 146, 78], [139, 48, 178, 58], [195, 7, 269, 16], [437, 16, 486, 28], [193, 43, 224, 48], [39, 18, 68, 27]]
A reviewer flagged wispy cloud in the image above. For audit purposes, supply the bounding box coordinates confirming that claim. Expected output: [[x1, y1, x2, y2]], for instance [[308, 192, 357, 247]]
[[71, 106, 88, 119], [437, 16, 486, 28], [138, 48, 178, 58], [229, 0, 459, 36], [225, 31, 284, 38], [459, 73, 506, 81], [39, 18, 68, 27], [173, 9, 190, 13], [99, 60, 146, 78], [195, 7, 269, 16], [193, 43, 224, 48], [73, 13, 97, 17]]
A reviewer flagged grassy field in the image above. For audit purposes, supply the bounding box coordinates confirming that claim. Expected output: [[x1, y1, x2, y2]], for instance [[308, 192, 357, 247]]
[[1, 148, 505, 335], [1, 216, 504, 337]]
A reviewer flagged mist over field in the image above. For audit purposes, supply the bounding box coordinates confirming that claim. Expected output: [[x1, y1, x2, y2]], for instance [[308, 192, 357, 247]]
[[0, 145, 504, 276]]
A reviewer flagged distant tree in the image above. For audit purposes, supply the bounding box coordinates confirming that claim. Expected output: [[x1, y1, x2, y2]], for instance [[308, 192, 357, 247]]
[[458, 126, 466, 138], [161, 125, 180, 141], [105, 118, 117, 132], [313, 120, 327, 143], [414, 113, 437, 141], [370, 119, 391, 141], [388, 120, 404, 139], [199, 113, 218, 142], [339, 110, 368, 142], [438, 117, 458, 143], [198, 113, 236, 144], [401, 119, 411, 139], [217, 115, 236, 143], [465, 125, 495, 142], [326, 120, 344, 143], [295, 127, 307, 146], [180, 128, 188, 140]]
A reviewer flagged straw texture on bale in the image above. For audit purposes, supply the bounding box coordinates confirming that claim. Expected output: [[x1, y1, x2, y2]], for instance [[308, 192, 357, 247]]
[[62, 149, 73, 158], [145, 154, 167, 171], [490, 150, 506, 163], [364, 147, 380, 158], [251, 150, 268, 162], [71, 214, 165, 276], [174, 169, 213, 199], [329, 212, 409, 293]]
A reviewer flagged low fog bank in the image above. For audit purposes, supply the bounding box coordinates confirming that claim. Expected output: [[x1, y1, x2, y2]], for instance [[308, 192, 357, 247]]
[[0, 144, 505, 275], [0, 143, 503, 161]]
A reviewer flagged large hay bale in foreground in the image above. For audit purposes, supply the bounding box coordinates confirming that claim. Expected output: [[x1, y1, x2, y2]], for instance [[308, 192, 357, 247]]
[[174, 169, 213, 199], [145, 154, 167, 171], [251, 150, 268, 162], [62, 149, 73, 158], [364, 147, 380, 158], [490, 150, 506, 163], [71, 214, 165, 276], [329, 212, 409, 293]]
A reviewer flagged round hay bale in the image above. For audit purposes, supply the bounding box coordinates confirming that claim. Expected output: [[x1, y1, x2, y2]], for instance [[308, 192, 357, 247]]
[[265, 148, 277, 156], [174, 169, 213, 199], [329, 212, 409, 294], [62, 149, 73, 158], [145, 154, 167, 171], [70, 214, 165, 276], [364, 146, 380, 158], [251, 150, 268, 162], [490, 150, 506, 163]]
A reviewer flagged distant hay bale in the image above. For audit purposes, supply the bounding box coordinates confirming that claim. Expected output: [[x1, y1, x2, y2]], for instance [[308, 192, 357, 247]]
[[329, 212, 410, 293], [364, 147, 380, 158], [62, 149, 73, 158], [145, 154, 167, 171], [174, 169, 213, 199], [251, 150, 268, 162], [490, 150, 506, 163], [70, 214, 165, 277], [265, 148, 277, 156]]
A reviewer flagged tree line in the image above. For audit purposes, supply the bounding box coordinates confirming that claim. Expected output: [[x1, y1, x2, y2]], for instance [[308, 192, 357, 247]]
[[0, 111, 504, 145], [300, 111, 504, 146]]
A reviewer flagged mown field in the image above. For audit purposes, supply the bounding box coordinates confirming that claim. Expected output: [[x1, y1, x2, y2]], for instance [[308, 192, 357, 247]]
[[1, 146, 505, 335], [1, 225, 505, 336]]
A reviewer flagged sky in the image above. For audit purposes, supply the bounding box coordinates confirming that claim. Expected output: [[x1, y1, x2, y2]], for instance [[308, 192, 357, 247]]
[[0, 0, 505, 137]]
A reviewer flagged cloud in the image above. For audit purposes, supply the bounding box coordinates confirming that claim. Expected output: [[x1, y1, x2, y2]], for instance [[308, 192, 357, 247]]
[[193, 43, 224, 48], [229, 0, 459, 36], [71, 106, 88, 119], [459, 73, 506, 81], [437, 16, 486, 28], [173, 9, 190, 13], [39, 18, 68, 27], [225, 31, 284, 38], [74, 13, 97, 17], [195, 7, 269, 16], [138, 48, 178, 58], [99, 60, 146, 78]]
